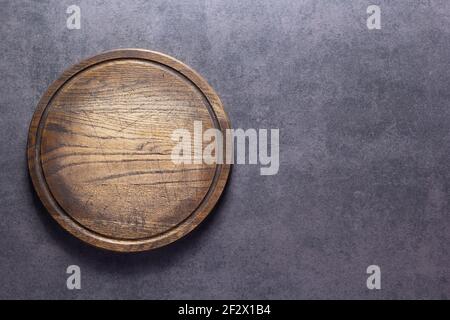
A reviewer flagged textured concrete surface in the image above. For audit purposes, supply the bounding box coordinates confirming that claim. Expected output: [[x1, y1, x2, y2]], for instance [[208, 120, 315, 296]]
[[1, 0, 450, 299]]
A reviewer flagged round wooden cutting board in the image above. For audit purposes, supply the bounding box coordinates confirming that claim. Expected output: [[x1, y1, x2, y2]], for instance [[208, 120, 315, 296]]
[[27, 49, 231, 252]]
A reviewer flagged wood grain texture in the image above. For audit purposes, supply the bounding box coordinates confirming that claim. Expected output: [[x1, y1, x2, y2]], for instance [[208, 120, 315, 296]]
[[27, 49, 231, 252]]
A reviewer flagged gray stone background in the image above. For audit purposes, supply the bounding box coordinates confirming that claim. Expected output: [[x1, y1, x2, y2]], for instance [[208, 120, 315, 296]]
[[1, 0, 450, 299]]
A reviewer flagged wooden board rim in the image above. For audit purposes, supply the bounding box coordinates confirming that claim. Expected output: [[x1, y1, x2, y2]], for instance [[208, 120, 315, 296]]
[[27, 49, 232, 252]]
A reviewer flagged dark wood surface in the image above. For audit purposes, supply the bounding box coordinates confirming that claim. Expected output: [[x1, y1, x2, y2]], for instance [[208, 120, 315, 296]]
[[27, 49, 231, 252]]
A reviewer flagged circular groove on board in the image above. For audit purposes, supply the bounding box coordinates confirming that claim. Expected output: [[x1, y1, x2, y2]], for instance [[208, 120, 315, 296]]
[[27, 49, 231, 252]]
